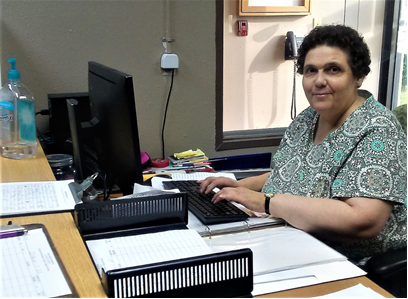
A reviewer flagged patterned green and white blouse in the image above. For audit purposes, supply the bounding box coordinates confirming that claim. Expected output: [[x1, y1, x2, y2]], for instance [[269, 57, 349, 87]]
[[262, 90, 407, 264]]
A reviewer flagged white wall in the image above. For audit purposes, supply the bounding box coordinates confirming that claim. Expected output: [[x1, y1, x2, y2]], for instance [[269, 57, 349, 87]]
[[223, 0, 385, 131], [1, 0, 221, 159], [0, 0, 386, 161]]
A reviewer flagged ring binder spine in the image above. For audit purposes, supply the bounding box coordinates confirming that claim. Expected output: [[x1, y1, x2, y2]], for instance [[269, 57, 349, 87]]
[[101, 248, 253, 298]]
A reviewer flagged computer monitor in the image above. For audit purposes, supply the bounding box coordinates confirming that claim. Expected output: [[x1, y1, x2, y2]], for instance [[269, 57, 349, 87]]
[[87, 61, 144, 196]]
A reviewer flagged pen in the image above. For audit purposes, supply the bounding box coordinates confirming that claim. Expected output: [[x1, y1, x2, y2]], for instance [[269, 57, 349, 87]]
[[0, 225, 27, 239], [180, 162, 211, 167]]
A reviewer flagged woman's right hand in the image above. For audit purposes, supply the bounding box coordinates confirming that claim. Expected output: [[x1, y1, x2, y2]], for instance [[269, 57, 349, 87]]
[[198, 176, 241, 194]]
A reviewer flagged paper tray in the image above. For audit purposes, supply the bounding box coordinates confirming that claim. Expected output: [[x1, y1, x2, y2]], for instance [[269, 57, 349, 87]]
[[74, 193, 188, 235], [74, 193, 254, 297], [101, 248, 253, 298]]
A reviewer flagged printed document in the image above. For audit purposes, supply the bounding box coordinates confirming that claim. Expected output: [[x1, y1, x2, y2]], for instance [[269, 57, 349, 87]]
[[0, 228, 72, 298], [86, 229, 213, 276]]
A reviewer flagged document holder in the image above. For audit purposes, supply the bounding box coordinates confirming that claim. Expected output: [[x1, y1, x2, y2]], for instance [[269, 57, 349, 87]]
[[74, 193, 254, 298]]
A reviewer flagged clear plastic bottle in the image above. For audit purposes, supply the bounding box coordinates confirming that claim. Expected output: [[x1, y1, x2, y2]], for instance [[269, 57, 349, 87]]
[[0, 58, 37, 159]]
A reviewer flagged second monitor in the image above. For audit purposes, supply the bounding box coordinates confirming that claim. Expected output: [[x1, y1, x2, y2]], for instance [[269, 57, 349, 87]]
[[86, 61, 144, 196]]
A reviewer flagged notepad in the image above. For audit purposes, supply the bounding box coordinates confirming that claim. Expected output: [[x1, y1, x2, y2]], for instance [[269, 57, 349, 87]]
[[0, 180, 79, 217]]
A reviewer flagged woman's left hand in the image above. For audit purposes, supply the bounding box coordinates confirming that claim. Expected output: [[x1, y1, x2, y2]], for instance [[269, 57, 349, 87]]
[[212, 187, 265, 213]]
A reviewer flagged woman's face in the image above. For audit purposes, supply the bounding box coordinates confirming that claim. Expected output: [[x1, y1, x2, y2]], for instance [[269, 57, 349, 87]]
[[302, 45, 362, 117]]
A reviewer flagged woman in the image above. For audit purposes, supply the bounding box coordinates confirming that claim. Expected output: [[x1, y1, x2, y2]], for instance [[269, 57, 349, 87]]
[[199, 25, 406, 265]]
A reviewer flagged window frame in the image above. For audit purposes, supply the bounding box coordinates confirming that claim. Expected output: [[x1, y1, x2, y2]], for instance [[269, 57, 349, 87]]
[[216, 0, 403, 151], [378, 0, 402, 109], [215, 0, 285, 151]]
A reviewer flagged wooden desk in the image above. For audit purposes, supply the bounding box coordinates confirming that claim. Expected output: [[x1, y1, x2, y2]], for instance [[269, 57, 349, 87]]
[[0, 144, 394, 298], [258, 276, 393, 298], [0, 144, 107, 298]]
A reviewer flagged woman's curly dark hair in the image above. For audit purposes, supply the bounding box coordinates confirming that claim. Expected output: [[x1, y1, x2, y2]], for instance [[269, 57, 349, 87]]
[[296, 25, 371, 79]]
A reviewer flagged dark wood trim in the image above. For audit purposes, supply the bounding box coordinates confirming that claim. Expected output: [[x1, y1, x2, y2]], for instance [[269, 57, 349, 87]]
[[378, 0, 400, 108]]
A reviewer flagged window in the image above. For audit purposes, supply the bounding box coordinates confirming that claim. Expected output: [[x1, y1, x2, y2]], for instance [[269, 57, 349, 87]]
[[216, 0, 306, 151], [216, 0, 389, 151], [378, 0, 407, 109]]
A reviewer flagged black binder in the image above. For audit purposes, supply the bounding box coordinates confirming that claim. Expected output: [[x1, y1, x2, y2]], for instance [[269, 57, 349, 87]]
[[74, 193, 253, 298]]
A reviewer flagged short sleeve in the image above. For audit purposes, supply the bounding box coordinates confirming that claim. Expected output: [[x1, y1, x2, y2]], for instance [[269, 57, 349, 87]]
[[332, 121, 407, 204]]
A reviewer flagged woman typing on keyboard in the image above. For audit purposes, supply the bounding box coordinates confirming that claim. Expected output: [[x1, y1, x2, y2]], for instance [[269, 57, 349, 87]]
[[199, 25, 406, 267]]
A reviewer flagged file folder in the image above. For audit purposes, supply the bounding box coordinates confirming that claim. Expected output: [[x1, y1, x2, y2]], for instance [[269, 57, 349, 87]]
[[74, 193, 253, 298]]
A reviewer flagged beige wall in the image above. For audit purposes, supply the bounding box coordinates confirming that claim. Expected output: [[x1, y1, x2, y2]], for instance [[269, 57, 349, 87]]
[[0, 0, 385, 161], [224, 0, 385, 131]]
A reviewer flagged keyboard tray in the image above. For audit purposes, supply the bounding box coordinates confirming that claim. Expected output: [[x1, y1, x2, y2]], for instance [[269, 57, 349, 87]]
[[162, 180, 248, 225]]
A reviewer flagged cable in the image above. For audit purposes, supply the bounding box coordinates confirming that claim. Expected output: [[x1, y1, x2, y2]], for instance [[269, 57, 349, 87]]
[[161, 69, 175, 159], [35, 109, 50, 116], [291, 60, 297, 120], [35, 109, 51, 153]]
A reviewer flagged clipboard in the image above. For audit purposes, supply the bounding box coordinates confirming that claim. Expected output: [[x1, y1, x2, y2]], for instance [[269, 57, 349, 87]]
[[0, 223, 78, 298]]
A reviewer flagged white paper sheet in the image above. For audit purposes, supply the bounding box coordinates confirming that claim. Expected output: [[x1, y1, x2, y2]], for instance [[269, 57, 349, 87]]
[[86, 229, 213, 277], [253, 261, 366, 296], [0, 228, 72, 298], [171, 172, 236, 181], [0, 180, 77, 217], [312, 283, 385, 298], [205, 226, 347, 276]]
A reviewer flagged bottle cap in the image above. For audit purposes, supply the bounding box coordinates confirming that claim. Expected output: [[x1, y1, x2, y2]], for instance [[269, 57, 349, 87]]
[[7, 58, 20, 81], [46, 154, 74, 168]]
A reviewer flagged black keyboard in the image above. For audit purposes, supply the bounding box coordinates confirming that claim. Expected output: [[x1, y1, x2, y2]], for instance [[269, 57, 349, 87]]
[[162, 180, 248, 225]]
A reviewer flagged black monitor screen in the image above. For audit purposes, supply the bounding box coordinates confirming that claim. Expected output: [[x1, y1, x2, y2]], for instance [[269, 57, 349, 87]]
[[88, 61, 143, 195]]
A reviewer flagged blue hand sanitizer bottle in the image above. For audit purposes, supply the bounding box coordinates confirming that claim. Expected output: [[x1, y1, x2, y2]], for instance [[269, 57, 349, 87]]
[[0, 58, 37, 159]]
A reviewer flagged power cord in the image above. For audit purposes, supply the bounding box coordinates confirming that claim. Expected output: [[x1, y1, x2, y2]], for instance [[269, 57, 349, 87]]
[[291, 60, 297, 120], [161, 69, 175, 159], [35, 109, 50, 116], [35, 109, 51, 153]]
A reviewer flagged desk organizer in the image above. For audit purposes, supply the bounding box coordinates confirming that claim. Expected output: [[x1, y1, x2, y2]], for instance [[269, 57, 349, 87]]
[[74, 193, 253, 298]]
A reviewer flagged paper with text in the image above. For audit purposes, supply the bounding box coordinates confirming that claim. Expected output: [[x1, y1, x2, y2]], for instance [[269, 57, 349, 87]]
[[0, 180, 76, 217], [0, 228, 72, 298], [86, 229, 213, 276]]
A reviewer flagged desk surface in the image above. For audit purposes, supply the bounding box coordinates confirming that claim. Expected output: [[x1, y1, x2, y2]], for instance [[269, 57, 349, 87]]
[[0, 144, 393, 298], [0, 144, 107, 298]]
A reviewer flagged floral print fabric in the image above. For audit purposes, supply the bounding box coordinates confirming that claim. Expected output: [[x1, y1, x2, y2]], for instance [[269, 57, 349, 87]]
[[262, 91, 407, 264]]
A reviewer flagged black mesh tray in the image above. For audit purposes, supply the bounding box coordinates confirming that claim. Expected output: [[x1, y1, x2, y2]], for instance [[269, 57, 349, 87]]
[[75, 193, 188, 235], [74, 193, 253, 297], [101, 248, 253, 298]]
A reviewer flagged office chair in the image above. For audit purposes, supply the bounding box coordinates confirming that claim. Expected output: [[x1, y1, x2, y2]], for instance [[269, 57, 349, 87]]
[[363, 104, 407, 298], [392, 104, 407, 135]]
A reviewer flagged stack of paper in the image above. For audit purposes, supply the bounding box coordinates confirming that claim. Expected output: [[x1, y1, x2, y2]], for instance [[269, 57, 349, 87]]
[[204, 227, 366, 296], [169, 148, 209, 165]]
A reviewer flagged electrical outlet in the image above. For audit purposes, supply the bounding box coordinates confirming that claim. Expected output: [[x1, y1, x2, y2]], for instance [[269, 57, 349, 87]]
[[161, 53, 179, 69], [313, 18, 322, 28]]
